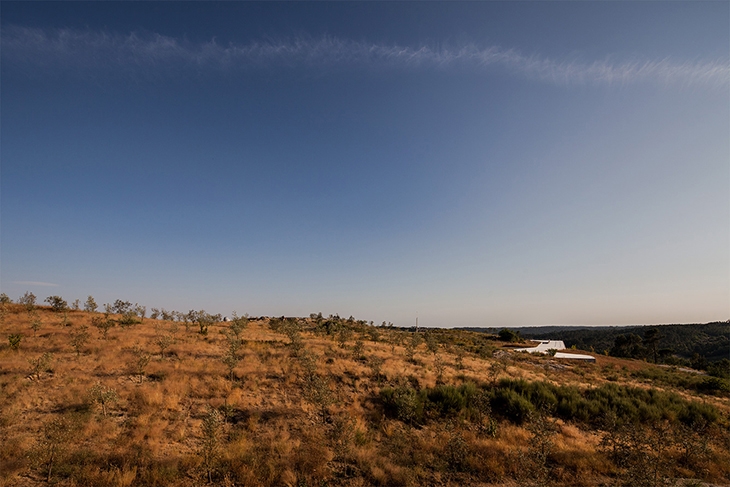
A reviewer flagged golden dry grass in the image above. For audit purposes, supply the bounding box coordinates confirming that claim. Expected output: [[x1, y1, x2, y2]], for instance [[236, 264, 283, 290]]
[[0, 303, 728, 487]]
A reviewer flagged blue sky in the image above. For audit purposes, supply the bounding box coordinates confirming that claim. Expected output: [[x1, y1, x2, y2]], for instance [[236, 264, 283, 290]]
[[1, 2, 728, 327]]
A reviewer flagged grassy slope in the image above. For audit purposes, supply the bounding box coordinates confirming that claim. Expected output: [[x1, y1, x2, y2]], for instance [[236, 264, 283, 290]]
[[0, 304, 728, 487]]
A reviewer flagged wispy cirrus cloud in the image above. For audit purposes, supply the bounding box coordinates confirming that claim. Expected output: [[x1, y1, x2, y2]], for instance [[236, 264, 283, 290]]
[[2, 26, 728, 88], [12, 281, 59, 287]]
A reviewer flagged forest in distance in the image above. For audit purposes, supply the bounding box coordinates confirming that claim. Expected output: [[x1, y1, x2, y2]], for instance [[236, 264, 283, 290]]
[[464, 322, 730, 365], [1, 291, 729, 487]]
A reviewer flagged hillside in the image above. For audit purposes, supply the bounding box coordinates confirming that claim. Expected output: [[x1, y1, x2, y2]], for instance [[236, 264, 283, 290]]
[[1, 302, 729, 487], [459, 326, 609, 336]]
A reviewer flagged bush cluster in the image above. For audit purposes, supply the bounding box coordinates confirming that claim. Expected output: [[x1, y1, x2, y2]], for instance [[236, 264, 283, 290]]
[[381, 379, 720, 428]]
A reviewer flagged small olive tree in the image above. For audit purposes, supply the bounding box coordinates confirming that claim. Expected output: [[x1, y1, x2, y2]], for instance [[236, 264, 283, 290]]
[[337, 327, 354, 348], [154, 328, 174, 359], [434, 354, 446, 384], [352, 339, 365, 361], [133, 303, 146, 322], [34, 417, 71, 482], [519, 410, 557, 487], [229, 311, 248, 338], [424, 329, 439, 355], [112, 299, 132, 315], [221, 328, 243, 382], [88, 382, 118, 416], [30, 311, 42, 337], [44, 296, 67, 312], [28, 353, 53, 380], [191, 310, 219, 336], [69, 325, 89, 357], [284, 325, 304, 357], [92, 314, 115, 339], [18, 291, 37, 312], [84, 295, 98, 313], [200, 408, 223, 483], [131, 345, 151, 383]]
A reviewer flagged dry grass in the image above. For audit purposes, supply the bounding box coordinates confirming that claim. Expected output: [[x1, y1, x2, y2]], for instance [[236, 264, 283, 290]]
[[1, 303, 728, 486]]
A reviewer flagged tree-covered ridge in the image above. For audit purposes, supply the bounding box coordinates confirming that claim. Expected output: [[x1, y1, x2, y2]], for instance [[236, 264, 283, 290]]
[[524, 322, 728, 363]]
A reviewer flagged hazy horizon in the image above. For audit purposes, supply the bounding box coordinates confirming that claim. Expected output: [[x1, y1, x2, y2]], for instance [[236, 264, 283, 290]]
[[2, 2, 728, 327]]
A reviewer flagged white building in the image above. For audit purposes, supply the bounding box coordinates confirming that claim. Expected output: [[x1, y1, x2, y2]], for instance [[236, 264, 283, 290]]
[[513, 339, 595, 362]]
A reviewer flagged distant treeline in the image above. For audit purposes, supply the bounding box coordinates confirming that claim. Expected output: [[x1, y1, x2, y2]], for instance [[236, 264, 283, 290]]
[[462, 321, 729, 376], [526, 322, 727, 361]]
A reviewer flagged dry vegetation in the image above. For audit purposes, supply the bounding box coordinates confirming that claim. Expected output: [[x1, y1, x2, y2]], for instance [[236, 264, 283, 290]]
[[1, 300, 729, 487]]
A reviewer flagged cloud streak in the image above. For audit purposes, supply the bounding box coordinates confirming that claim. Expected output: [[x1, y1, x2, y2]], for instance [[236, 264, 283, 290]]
[[12, 281, 59, 287], [2, 26, 728, 88]]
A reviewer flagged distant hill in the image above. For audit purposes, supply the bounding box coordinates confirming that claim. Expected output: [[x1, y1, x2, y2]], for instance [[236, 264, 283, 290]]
[[458, 325, 631, 336], [463, 322, 729, 363]]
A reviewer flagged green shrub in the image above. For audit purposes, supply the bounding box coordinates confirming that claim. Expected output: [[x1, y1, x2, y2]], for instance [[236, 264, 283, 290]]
[[491, 388, 534, 424], [380, 378, 722, 431], [678, 400, 720, 425], [490, 379, 721, 428], [8, 333, 22, 351], [498, 328, 522, 343], [696, 376, 730, 394], [425, 384, 470, 418], [380, 386, 424, 425], [707, 358, 730, 379], [44, 296, 68, 312]]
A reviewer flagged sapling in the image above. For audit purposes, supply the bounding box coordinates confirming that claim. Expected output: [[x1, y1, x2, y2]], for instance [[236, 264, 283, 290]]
[[298, 354, 333, 423], [337, 327, 353, 348], [191, 310, 217, 336], [30, 313, 41, 337], [131, 345, 151, 382], [29, 352, 53, 380], [221, 329, 242, 381], [35, 417, 71, 482], [352, 339, 365, 361], [370, 356, 385, 384], [285, 325, 304, 356], [229, 311, 248, 338], [434, 354, 446, 384], [70, 325, 90, 357], [84, 295, 98, 313], [200, 408, 223, 483], [518, 410, 557, 487], [44, 296, 67, 313], [154, 325, 174, 359], [89, 382, 118, 416], [18, 291, 37, 312], [424, 330, 439, 355], [405, 340, 416, 363], [8, 333, 22, 351], [113, 299, 132, 315], [455, 349, 465, 370], [92, 314, 115, 339]]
